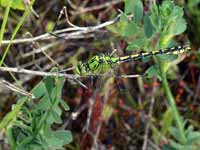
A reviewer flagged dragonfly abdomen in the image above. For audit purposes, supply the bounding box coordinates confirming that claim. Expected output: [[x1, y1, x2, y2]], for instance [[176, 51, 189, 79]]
[[75, 45, 191, 75], [119, 45, 191, 63]]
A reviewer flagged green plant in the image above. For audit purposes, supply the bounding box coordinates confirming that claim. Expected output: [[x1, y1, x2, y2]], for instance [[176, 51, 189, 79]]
[[0, 0, 25, 10], [110, 0, 200, 149], [0, 0, 35, 66], [0, 76, 73, 150]]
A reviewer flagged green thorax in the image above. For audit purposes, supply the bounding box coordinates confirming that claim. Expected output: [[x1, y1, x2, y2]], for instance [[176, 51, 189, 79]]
[[75, 54, 119, 75]]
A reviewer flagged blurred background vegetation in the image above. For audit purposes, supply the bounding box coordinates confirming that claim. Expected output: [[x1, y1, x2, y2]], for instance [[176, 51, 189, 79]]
[[0, 0, 200, 150]]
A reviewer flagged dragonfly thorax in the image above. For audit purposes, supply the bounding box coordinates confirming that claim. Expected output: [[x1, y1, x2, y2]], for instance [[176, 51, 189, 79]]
[[75, 55, 119, 75]]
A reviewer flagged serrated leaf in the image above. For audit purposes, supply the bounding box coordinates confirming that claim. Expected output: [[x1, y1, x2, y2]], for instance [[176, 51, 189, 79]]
[[0, 0, 25, 10]]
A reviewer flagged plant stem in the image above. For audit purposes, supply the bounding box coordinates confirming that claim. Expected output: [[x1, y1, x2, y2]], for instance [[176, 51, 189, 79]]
[[6, 127, 16, 150], [0, 0, 12, 47], [0, 0, 36, 66], [160, 66, 187, 144]]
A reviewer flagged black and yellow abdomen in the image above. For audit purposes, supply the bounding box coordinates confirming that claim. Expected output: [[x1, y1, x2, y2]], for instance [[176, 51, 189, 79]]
[[75, 45, 191, 75]]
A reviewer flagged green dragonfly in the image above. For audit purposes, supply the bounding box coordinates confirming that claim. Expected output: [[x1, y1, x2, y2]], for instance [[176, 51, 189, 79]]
[[75, 45, 191, 75]]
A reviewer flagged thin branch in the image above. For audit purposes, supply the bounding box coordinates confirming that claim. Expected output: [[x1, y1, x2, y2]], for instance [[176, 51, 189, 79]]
[[1, 15, 120, 45], [0, 66, 78, 79], [142, 78, 157, 150], [0, 79, 34, 98], [0, 66, 141, 79]]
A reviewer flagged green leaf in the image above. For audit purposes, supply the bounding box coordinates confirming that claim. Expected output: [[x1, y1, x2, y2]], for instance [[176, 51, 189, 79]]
[[124, 0, 135, 14], [32, 81, 46, 98], [170, 141, 192, 150], [144, 13, 155, 38], [187, 131, 200, 144], [46, 105, 62, 124], [160, 0, 174, 17], [51, 106, 62, 124], [51, 77, 65, 101], [54, 130, 73, 145], [144, 65, 161, 80], [0, 0, 11, 47], [36, 96, 51, 110], [151, 124, 161, 144], [185, 125, 200, 144], [150, 4, 161, 31], [0, 0, 35, 66], [124, 0, 143, 23], [169, 126, 183, 144], [157, 54, 178, 62], [174, 18, 186, 35], [43, 124, 52, 138], [0, 97, 27, 129], [60, 99, 70, 111], [124, 21, 137, 37], [133, 0, 143, 23], [45, 137, 63, 149], [44, 77, 54, 97], [188, 0, 200, 7], [161, 108, 173, 136], [162, 144, 176, 150], [5, 127, 16, 149], [120, 12, 129, 22], [126, 38, 145, 51], [0, 0, 25, 10]]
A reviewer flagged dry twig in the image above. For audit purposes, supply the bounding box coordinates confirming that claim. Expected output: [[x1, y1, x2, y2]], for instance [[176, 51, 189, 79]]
[[0, 79, 34, 98], [1, 15, 120, 45], [142, 78, 157, 150]]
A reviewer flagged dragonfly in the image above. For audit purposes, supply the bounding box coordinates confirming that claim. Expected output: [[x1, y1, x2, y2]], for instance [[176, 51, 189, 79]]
[[75, 45, 191, 75]]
